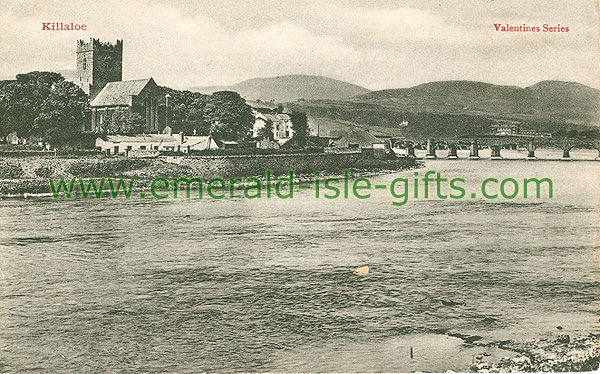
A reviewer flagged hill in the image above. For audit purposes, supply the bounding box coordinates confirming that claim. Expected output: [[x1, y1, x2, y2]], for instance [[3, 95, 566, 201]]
[[287, 80, 600, 138], [188, 75, 370, 102], [351, 80, 600, 124]]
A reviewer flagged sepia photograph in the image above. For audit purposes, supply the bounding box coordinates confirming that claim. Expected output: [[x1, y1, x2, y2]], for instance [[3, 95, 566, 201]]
[[0, 0, 599, 372]]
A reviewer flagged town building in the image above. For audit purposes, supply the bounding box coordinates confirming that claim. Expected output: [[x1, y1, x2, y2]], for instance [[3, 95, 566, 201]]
[[519, 129, 537, 136], [95, 131, 220, 155], [491, 124, 520, 135], [89, 78, 163, 133], [253, 111, 294, 143], [490, 123, 552, 138]]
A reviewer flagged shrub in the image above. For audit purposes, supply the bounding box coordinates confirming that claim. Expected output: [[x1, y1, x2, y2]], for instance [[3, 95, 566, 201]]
[[34, 165, 54, 178], [0, 160, 24, 178]]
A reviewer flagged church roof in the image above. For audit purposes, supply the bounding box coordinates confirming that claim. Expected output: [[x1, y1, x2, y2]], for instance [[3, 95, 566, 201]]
[[90, 78, 155, 107], [104, 134, 178, 143]]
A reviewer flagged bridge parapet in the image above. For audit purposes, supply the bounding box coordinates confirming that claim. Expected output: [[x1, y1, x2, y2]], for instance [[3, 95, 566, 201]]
[[393, 136, 600, 160]]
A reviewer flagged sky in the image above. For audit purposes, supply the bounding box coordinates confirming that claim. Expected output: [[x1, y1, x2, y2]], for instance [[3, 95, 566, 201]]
[[0, 0, 599, 90]]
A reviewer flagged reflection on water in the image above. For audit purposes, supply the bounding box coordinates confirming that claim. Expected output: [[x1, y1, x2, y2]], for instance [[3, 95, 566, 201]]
[[0, 160, 599, 372]]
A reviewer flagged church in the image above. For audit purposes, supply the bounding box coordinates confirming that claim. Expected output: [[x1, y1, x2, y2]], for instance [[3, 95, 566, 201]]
[[76, 38, 163, 133]]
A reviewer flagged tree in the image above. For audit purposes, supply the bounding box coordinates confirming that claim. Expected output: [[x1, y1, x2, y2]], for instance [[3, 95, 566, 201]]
[[159, 87, 210, 134], [33, 80, 88, 144], [0, 72, 89, 144], [580, 129, 600, 139], [290, 110, 309, 147], [554, 129, 567, 138], [257, 119, 274, 141], [204, 91, 254, 142], [106, 110, 146, 135], [0, 72, 66, 138]]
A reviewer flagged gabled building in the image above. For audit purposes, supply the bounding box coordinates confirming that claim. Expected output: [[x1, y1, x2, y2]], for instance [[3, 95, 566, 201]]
[[89, 78, 163, 133], [253, 111, 294, 143]]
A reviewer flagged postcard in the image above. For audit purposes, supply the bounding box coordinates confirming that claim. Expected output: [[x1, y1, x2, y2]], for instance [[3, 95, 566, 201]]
[[0, 0, 598, 372]]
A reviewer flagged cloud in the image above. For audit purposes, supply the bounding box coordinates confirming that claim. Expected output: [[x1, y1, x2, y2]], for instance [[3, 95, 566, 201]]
[[0, 0, 598, 90]]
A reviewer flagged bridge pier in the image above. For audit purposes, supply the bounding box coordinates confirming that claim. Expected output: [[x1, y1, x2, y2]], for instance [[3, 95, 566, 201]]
[[490, 145, 502, 160], [406, 143, 416, 157], [596, 149, 600, 160], [425, 139, 436, 159], [527, 140, 537, 160], [561, 148, 572, 161], [469, 140, 480, 159], [447, 144, 458, 159]]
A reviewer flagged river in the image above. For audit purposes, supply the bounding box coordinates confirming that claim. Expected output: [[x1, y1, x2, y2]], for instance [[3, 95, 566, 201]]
[[0, 155, 599, 372]]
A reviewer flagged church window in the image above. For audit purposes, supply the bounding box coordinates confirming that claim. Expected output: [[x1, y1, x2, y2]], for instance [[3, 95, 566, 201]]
[[103, 56, 112, 69]]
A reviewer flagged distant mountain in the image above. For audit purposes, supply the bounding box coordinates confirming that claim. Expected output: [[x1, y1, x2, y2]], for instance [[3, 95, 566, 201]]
[[288, 80, 600, 138], [189, 75, 371, 102], [351, 80, 600, 123]]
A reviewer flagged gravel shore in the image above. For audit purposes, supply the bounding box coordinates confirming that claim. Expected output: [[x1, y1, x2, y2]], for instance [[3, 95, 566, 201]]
[[471, 335, 598, 372]]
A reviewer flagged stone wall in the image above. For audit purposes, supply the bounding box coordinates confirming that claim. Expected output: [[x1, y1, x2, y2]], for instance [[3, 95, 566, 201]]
[[164, 152, 364, 179], [0, 151, 402, 194]]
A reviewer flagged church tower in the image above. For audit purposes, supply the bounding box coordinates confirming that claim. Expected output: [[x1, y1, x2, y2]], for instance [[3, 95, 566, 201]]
[[76, 38, 123, 100]]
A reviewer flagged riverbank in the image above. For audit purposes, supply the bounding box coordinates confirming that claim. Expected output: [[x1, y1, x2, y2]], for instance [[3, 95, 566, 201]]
[[0, 153, 420, 196], [470, 334, 598, 372]]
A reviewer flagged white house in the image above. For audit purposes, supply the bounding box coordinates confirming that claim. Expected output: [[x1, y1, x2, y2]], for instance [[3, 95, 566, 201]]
[[253, 111, 294, 143], [491, 124, 520, 136], [95, 133, 220, 155]]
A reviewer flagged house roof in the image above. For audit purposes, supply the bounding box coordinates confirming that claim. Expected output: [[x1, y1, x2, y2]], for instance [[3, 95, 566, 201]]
[[104, 134, 177, 143], [181, 136, 215, 149], [333, 130, 383, 148], [90, 78, 155, 107], [256, 113, 291, 122]]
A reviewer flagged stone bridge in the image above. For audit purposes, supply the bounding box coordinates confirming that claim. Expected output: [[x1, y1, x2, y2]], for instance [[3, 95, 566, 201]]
[[391, 135, 600, 160]]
